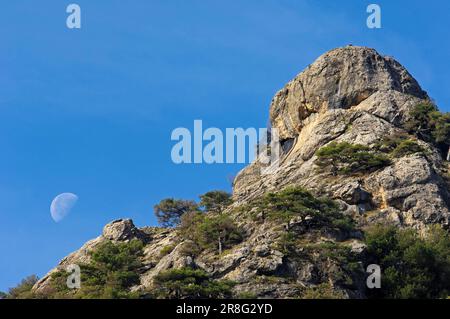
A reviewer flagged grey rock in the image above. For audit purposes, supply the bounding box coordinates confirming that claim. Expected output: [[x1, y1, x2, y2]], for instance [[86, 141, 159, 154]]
[[102, 219, 146, 241], [270, 46, 427, 141], [234, 46, 449, 230]]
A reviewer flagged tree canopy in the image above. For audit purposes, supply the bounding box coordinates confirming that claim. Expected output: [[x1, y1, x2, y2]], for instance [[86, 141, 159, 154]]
[[365, 225, 450, 299], [153, 267, 234, 299], [315, 142, 390, 175], [3, 275, 38, 299], [405, 102, 450, 157], [154, 198, 199, 227], [199, 190, 232, 213]]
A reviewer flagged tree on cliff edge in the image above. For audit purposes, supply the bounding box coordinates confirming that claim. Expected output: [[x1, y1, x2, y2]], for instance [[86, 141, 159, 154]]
[[154, 198, 199, 227]]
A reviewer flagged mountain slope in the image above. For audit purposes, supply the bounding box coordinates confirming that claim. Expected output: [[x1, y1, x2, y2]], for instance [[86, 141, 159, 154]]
[[32, 46, 450, 299]]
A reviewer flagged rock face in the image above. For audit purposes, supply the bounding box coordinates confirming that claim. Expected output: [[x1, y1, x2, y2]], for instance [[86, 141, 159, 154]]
[[102, 219, 148, 242], [33, 46, 450, 298], [234, 46, 449, 230], [270, 46, 427, 141]]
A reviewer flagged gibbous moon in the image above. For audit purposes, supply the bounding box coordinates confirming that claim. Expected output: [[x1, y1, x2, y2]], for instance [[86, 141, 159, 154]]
[[50, 193, 78, 222]]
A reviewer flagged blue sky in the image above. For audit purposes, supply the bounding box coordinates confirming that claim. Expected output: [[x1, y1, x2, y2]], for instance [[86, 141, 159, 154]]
[[0, 0, 449, 292]]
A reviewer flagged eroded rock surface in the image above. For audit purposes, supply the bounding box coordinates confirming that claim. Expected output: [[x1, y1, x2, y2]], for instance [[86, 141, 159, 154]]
[[234, 45, 449, 230]]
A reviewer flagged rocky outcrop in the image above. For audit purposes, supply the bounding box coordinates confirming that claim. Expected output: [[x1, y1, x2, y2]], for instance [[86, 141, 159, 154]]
[[33, 46, 450, 299], [33, 219, 150, 294], [102, 219, 149, 242], [269, 46, 427, 141], [234, 45, 449, 230]]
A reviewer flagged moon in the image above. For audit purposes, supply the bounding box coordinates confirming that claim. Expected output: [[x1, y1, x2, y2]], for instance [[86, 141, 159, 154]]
[[50, 193, 78, 222]]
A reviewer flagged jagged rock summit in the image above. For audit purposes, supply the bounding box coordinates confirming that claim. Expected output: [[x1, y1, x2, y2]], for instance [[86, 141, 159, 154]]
[[234, 45, 449, 230], [269, 46, 428, 141], [33, 46, 450, 298]]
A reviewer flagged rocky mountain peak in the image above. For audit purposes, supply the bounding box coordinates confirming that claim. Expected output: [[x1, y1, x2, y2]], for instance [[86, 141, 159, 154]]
[[270, 45, 428, 140], [234, 46, 448, 230]]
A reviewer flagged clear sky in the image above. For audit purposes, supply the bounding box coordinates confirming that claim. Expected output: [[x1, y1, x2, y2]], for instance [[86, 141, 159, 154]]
[[1, 0, 449, 292]]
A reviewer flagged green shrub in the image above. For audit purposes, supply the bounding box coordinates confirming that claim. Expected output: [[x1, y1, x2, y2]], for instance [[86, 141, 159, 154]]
[[159, 244, 177, 258], [178, 213, 243, 254], [405, 102, 438, 136], [405, 102, 439, 141], [391, 140, 425, 158], [237, 291, 258, 299], [315, 142, 390, 175], [375, 133, 426, 158], [277, 232, 298, 255], [256, 187, 355, 232], [50, 239, 144, 299], [179, 240, 203, 257], [302, 283, 346, 299], [199, 191, 233, 213], [4, 275, 39, 299], [303, 242, 361, 287], [153, 267, 234, 299], [365, 225, 450, 299], [405, 102, 450, 157]]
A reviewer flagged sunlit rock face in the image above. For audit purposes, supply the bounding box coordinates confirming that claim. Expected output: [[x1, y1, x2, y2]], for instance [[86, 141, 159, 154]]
[[234, 45, 449, 230], [269, 46, 428, 141]]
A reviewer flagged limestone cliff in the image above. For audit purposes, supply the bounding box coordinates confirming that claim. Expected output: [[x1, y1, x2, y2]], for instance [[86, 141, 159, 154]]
[[234, 46, 449, 230]]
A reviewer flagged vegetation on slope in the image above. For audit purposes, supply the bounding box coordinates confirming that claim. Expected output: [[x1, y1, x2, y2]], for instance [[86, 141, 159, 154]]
[[254, 186, 355, 232], [365, 224, 450, 299], [374, 132, 427, 158], [7, 184, 449, 300], [315, 142, 390, 175], [178, 212, 243, 256], [153, 191, 233, 228], [315, 132, 429, 176], [0, 275, 38, 299], [405, 102, 450, 158], [48, 239, 144, 299], [153, 267, 234, 299]]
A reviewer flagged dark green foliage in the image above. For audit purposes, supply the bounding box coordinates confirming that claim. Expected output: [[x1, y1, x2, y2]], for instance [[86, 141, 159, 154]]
[[391, 140, 425, 158], [306, 242, 361, 287], [159, 244, 177, 258], [365, 225, 450, 299], [375, 133, 426, 158], [4, 275, 39, 299], [257, 187, 355, 232], [405, 102, 439, 140], [199, 190, 233, 213], [375, 132, 410, 153], [431, 113, 450, 146], [154, 198, 199, 227], [50, 239, 144, 299], [315, 142, 390, 175], [302, 283, 346, 299], [178, 240, 203, 257], [178, 212, 243, 254], [236, 291, 258, 299], [0, 291, 7, 299], [277, 232, 298, 255], [404, 102, 438, 138], [405, 102, 450, 156], [153, 267, 234, 299]]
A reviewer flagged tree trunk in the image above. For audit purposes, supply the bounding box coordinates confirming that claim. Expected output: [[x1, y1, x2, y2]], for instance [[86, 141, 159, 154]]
[[447, 146, 450, 162], [218, 237, 222, 255]]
